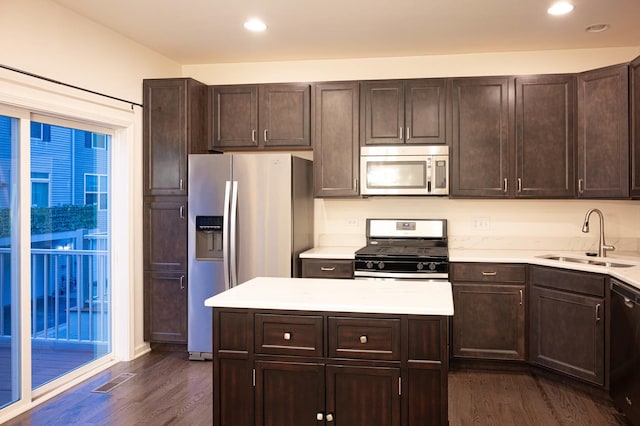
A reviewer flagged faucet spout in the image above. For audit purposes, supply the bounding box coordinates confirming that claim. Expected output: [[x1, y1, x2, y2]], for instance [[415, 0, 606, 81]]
[[582, 208, 615, 257]]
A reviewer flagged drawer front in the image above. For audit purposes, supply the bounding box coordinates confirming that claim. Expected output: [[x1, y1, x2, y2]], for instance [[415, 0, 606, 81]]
[[301, 259, 353, 279], [452, 262, 526, 283], [328, 317, 400, 360], [255, 314, 323, 357], [530, 265, 605, 297]]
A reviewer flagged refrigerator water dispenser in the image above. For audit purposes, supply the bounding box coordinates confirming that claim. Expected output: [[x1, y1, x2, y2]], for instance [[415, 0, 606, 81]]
[[195, 216, 223, 260]]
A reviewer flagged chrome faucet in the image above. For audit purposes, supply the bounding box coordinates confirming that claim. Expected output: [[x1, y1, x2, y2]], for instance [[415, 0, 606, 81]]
[[582, 208, 615, 257]]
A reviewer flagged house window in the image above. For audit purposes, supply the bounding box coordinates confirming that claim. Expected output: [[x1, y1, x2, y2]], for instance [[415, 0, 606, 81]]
[[85, 173, 108, 210], [31, 172, 50, 208], [30, 122, 51, 142], [92, 133, 107, 149]]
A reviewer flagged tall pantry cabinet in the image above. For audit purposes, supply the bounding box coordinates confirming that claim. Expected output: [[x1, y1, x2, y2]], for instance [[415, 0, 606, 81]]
[[143, 78, 208, 344]]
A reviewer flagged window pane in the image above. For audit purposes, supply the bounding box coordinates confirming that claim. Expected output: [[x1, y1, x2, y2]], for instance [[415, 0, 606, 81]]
[[0, 114, 19, 409], [85, 175, 98, 192], [31, 122, 111, 389], [31, 182, 49, 208]]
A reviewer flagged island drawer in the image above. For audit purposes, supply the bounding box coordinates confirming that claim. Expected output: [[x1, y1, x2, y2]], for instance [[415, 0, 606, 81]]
[[255, 313, 323, 357], [451, 263, 526, 283], [328, 317, 401, 360], [301, 258, 354, 279]]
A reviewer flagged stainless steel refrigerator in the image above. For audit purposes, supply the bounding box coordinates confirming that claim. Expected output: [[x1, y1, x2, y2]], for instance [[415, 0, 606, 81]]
[[187, 153, 314, 360]]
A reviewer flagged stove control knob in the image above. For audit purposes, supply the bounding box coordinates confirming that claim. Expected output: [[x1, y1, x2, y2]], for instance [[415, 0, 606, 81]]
[[417, 262, 424, 270], [377, 262, 385, 270], [428, 262, 437, 271], [366, 261, 373, 269]]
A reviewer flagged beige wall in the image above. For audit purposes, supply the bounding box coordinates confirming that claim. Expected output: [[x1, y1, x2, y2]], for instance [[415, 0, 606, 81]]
[[184, 46, 640, 84]]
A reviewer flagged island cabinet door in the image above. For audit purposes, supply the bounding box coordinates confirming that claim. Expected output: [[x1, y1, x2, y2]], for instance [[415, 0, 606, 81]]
[[254, 361, 325, 426], [325, 365, 401, 426]]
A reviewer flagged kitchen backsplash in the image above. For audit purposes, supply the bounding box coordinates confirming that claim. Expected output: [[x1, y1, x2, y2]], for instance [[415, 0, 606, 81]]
[[314, 198, 640, 253]]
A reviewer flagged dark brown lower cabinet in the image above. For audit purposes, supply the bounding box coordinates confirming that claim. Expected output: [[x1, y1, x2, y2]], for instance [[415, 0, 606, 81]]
[[254, 362, 401, 426], [450, 263, 527, 361], [452, 283, 526, 360], [213, 308, 448, 426], [529, 266, 606, 387], [143, 271, 187, 343]]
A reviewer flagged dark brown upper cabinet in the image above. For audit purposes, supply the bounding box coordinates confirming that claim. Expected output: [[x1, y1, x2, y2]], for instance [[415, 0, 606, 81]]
[[210, 83, 311, 150], [361, 79, 447, 145], [515, 74, 576, 198], [630, 56, 640, 198], [450, 77, 512, 197], [143, 78, 208, 196], [577, 63, 629, 198], [313, 81, 360, 197]]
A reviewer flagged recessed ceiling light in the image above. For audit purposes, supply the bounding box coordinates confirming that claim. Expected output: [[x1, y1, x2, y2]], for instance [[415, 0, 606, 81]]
[[547, 1, 574, 15], [586, 23, 610, 33], [244, 18, 267, 32]]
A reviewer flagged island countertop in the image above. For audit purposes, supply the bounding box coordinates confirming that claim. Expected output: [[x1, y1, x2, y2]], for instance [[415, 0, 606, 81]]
[[204, 276, 454, 316]]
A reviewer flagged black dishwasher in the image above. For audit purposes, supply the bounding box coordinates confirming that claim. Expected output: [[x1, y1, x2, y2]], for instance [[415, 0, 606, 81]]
[[610, 278, 640, 425]]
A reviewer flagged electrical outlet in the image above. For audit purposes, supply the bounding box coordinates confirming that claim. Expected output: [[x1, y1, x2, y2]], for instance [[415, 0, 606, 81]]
[[346, 218, 359, 228], [472, 217, 490, 231]]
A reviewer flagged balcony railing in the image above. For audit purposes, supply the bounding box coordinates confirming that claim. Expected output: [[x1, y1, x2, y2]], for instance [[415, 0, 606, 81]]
[[1, 247, 109, 343]]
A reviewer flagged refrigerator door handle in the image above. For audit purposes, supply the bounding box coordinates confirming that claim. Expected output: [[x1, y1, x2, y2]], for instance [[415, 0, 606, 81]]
[[229, 181, 239, 288], [222, 181, 232, 290]]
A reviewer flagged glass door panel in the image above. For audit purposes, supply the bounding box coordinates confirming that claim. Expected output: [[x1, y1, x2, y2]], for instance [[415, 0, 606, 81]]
[[0, 115, 19, 408], [30, 122, 111, 388]]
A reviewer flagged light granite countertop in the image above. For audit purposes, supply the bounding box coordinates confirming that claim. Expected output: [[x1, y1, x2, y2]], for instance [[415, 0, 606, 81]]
[[204, 276, 454, 316], [300, 246, 640, 290]]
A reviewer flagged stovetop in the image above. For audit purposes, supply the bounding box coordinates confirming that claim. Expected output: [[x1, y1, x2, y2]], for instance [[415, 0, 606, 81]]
[[355, 240, 448, 259]]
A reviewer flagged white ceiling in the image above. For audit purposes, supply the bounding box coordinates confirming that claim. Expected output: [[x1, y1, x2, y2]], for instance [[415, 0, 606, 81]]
[[52, 0, 640, 65]]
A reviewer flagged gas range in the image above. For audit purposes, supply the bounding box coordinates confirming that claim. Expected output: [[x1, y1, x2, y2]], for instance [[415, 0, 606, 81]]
[[354, 219, 449, 281]]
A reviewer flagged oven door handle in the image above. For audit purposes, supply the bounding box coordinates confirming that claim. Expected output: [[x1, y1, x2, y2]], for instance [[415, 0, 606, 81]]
[[354, 271, 449, 280]]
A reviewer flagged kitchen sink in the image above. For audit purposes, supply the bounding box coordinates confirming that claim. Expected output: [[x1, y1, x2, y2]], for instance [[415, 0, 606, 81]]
[[537, 254, 637, 268]]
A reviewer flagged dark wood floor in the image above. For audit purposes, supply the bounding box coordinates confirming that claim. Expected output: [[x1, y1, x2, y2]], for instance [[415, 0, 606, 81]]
[[6, 350, 629, 425]]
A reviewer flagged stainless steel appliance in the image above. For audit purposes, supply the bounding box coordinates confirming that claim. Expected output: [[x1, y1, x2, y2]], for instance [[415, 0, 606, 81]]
[[354, 219, 449, 281], [610, 278, 640, 425], [360, 145, 449, 196], [187, 153, 313, 360]]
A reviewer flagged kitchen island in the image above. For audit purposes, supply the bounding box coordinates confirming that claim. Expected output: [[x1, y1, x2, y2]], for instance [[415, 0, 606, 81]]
[[205, 277, 454, 426]]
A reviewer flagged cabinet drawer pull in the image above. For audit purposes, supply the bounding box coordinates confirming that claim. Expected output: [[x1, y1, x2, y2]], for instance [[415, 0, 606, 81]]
[[320, 266, 336, 272], [595, 303, 601, 323], [481, 271, 497, 276], [359, 335, 368, 344], [283, 332, 291, 341]]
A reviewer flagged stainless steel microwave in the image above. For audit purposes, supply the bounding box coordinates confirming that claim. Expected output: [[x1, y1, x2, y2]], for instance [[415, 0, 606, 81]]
[[360, 145, 449, 196]]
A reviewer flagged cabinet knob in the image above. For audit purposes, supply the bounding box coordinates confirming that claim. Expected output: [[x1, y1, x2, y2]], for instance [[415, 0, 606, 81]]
[[283, 332, 291, 341], [326, 413, 334, 422], [316, 413, 324, 421], [359, 335, 368, 344]]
